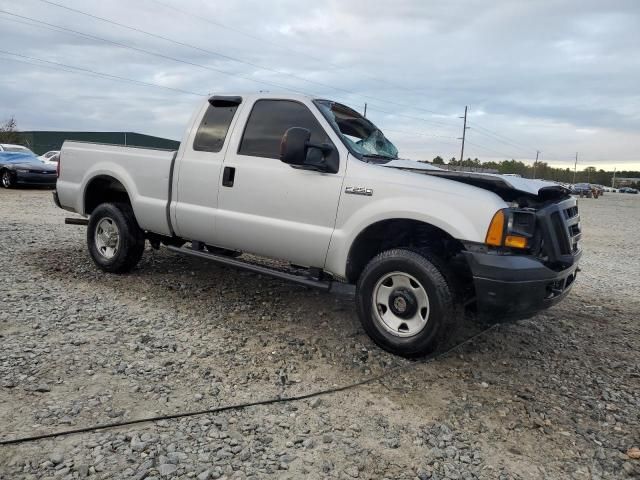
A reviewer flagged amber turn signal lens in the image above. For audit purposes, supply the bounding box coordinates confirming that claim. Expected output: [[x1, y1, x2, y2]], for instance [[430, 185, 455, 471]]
[[485, 210, 505, 246], [505, 235, 528, 249]]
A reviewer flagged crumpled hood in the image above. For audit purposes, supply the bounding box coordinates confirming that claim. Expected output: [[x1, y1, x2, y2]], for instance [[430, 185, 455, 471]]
[[383, 159, 569, 198]]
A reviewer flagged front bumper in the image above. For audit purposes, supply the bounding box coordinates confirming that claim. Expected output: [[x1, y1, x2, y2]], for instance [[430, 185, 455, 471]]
[[15, 172, 57, 186], [463, 249, 581, 320]]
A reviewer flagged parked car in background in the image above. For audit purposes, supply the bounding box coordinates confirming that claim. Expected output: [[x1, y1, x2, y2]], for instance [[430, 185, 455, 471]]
[[44, 152, 60, 165], [572, 183, 593, 197], [618, 187, 639, 194], [0, 151, 57, 188], [39, 150, 60, 163], [0, 143, 34, 154]]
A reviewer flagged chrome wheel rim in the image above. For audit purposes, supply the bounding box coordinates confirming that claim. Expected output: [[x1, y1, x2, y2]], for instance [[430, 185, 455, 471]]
[[372, 271, 430, 337], [1, 172, 10, 188], [95, 217, 120, 259]]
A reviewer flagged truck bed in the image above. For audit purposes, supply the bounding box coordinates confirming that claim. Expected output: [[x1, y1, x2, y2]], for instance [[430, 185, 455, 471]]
[[57, 141, 177, 235]]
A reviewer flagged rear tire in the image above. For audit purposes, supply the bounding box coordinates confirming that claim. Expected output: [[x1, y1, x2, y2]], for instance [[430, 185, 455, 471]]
[[356, 248, 455, 357], [87, 203, 145, 273]]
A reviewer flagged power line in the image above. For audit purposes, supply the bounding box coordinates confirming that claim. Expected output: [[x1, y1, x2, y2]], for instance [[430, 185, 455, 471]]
[[33, 0, 459, 125], [1, 9, 457, 134], [381, 128, 457, 141], [464, 140, 532, 160], [0, 49, 205, 97], [9, 2, 563, 158], [468, 122, 535, 156], [144, 0, 449, 104], [0, 48, 459, 148], [0, 10, 313, 97]]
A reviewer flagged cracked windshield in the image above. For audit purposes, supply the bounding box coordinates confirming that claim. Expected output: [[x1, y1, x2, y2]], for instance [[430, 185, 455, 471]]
[[315, 99, 398, 162]]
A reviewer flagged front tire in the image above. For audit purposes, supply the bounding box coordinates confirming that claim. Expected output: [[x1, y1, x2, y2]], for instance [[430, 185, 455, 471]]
[[87, 203, 145, 273], [1, 170, 15, 189], [356, 248, 455, 357]]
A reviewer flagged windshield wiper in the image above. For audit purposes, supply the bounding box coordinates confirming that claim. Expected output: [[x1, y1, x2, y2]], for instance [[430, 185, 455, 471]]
[[364, 153, 395, 159], [363, 153, 396, 163]]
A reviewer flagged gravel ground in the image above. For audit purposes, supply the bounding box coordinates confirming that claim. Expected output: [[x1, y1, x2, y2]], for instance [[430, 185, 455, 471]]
[[0, 188, 638, 480]]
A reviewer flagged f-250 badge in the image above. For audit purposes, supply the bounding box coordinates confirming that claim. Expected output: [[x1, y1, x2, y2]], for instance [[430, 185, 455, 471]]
[[345, 186, 373, 196]]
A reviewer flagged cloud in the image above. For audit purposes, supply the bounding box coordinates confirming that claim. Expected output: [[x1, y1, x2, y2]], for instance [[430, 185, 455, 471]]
[[0, 0, 639, 168]]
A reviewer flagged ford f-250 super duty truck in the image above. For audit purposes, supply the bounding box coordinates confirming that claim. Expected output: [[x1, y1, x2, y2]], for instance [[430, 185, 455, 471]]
[[54, 93, 582, 356]]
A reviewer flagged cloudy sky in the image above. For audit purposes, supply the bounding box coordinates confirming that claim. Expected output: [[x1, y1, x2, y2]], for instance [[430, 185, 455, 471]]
[[1, 0, 639, 169]]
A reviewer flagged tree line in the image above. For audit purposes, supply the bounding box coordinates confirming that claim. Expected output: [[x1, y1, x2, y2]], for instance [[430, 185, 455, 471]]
[[428, 156, 640, 187]]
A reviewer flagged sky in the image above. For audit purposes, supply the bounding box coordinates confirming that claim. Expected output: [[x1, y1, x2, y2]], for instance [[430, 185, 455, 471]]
[[1, 0, 639, 170]]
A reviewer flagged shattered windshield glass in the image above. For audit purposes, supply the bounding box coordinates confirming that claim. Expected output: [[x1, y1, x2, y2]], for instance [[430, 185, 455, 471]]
[[314, 99, 398, 163]]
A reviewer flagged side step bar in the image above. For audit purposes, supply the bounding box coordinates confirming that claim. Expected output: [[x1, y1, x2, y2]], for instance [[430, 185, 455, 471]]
[[65, 217, 89, 226], [167, 245, 332, 291]]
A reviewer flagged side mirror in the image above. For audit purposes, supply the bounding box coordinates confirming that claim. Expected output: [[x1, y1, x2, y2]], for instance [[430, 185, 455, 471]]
[[280, 127, 310, 166], [280, 127, 338, 173]]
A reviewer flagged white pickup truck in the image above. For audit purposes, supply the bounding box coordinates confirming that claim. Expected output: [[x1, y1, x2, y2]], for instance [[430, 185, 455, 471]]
[[54, 93, 581, 356]]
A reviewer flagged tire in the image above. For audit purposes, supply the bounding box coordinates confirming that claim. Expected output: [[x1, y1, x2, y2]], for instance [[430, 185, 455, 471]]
[[1, 170, 15, 189], [87, 202, 145, 273], [356, 248, 455, 357]]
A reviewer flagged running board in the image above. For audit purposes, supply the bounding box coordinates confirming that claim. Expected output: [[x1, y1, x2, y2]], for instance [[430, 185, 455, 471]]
[[167, 245, 332, 291], [65, 217, 89, 226]]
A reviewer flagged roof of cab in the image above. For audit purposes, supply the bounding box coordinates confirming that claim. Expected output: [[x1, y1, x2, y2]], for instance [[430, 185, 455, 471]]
[[207, 92, 316, 104]]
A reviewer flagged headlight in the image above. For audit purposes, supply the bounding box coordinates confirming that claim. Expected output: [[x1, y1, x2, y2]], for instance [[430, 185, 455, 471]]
[[485, 208, 536, 249], [16, 169, 28, 173]]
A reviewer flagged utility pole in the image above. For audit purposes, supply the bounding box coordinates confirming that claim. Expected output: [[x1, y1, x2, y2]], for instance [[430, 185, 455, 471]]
[[532, 150, 540, 179], [458, 106, 469, 163], [611, 168, 617, 188], [363, 103, 367, 118], [572, 152, 578, 184]]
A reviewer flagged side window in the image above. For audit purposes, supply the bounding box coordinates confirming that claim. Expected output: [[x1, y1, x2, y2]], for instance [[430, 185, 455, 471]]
[[239, 100, 332, 159], [193, 103, 238, 153]]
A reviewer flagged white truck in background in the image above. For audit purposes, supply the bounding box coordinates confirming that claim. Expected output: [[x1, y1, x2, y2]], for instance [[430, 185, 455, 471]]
[[54, 93, 582, 356]]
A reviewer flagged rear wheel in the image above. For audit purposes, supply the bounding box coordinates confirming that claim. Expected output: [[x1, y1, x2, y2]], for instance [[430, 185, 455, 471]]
[[1, 170, 15, 189], [87, 203, 145, 273], [356, 248, 455, 357]]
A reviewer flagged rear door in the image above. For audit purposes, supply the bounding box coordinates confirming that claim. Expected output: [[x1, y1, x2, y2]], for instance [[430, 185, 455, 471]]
[[172, 98, 242, 243], [215, 98, 346, 268]]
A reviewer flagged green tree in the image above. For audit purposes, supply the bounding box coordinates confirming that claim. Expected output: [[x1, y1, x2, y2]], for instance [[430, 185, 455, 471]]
[[432, 156, 445, 165]]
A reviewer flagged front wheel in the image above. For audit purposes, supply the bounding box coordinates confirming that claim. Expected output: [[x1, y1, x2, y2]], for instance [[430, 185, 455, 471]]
[[1, 170, 15, 189], [356, 248, 455, 357], [87, 203, 145, 273]]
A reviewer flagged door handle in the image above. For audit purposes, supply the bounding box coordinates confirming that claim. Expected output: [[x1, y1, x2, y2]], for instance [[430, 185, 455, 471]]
[[222, 166, 235, 187]]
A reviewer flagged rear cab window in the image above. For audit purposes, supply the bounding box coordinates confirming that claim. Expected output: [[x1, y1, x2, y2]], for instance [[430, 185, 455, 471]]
[[193, 102, 239, 153]]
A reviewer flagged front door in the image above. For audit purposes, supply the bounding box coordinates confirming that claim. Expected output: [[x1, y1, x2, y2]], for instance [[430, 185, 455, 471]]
[[215, 98, 345, 268]]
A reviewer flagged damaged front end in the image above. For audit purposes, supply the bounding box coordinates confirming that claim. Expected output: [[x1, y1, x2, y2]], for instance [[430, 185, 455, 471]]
[[384, 160, 581, 321]]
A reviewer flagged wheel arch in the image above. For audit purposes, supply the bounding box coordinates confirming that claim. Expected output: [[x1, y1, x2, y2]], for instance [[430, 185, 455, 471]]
[[83, 175, 132, 215], [344, 218, 466, 284]]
